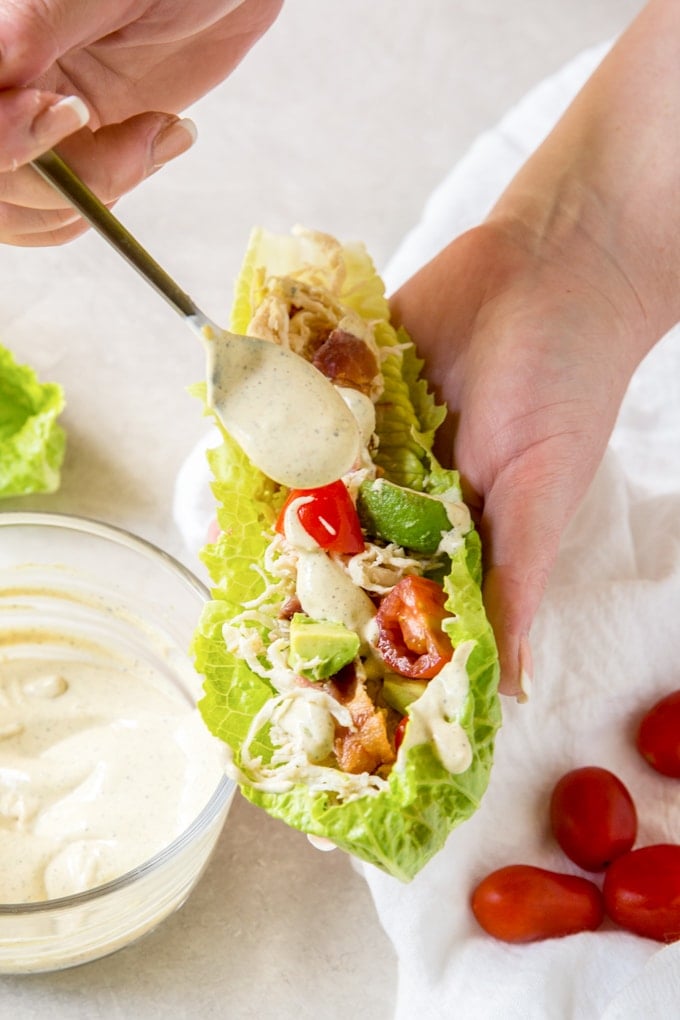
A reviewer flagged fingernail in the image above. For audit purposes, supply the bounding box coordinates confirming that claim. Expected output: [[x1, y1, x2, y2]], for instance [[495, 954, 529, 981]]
[[32, 95, 90, 144], [206, 518, 222, 544], [151, 117, 197, 167], [307, 834, 337, 852], [516, 634, 533, 704]]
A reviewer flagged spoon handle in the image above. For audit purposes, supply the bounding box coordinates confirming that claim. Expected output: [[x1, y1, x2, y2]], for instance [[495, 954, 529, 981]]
[[31, 149, 199, 320]]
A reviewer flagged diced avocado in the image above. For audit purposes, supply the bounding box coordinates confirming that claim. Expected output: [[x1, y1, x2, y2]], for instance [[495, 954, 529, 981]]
[[288, 613, 360, 681], [357, 478, 452, 554], [382, 677, 428, 714]]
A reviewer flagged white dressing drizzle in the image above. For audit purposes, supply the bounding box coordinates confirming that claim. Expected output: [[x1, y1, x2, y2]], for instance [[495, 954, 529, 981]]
[[397, 640, 475, 774], [226, 687, 387, 800], [437, 500, 472, 556], [270, 695, 336, 764], [282, 496, 318, 551], [295, 551, 376, 650]]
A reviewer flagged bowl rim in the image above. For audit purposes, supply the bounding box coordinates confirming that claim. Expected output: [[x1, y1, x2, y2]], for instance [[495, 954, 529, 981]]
[[0, 510, 209, 602], [0, 509, 235, 915]]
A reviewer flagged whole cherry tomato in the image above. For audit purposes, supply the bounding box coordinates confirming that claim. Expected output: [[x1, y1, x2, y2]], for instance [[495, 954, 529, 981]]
[[471, 864, 604, 943], [275, 480, 365, 555], [636, 690, 680, 778], [375, 575, 453, 679], [549, 766, 637, 871], [603, 844, 680, 942]]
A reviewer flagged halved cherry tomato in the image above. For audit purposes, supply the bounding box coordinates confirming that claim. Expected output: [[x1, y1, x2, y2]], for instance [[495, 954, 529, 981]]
[[275, 480, 364, 555], [471, 864, 604, 943], [394, 715, 408, 751], [375, 575, 453, 679], [603, 844, 680, 942], [550, 766, 637, 871], [636, 690, 680, 778]]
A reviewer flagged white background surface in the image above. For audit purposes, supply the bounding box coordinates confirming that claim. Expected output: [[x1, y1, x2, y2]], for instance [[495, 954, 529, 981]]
[[0, 1, 644, 1017]]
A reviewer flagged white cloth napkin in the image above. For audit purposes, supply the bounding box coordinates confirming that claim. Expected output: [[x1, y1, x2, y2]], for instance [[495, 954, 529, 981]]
[[173, 39, 680, 1020]]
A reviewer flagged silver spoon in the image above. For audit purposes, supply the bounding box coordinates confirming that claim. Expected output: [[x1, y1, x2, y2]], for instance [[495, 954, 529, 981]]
[[31, 149, 360, 489]]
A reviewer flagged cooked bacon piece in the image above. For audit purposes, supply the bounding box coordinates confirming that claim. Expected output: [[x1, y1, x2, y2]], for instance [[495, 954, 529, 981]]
[[311, 329, 379, 396], [279, 595, 302, 620], [328, 669, 395, 775]]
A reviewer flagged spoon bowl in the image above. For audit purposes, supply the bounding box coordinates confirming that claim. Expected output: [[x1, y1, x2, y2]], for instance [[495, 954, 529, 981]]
[[31, 149, 360, 488]]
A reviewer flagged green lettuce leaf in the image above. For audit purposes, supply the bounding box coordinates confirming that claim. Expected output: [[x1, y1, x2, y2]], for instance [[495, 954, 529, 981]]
[[0, 344, 66, 498], [193, 227, 501, 881]]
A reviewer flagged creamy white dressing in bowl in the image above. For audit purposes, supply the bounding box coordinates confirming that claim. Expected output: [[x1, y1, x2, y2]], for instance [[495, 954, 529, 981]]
[[0, 513, 235, 974]]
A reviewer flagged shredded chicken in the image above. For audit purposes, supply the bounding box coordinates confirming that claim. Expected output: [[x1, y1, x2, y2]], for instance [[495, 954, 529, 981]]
[[346, 542, 425, 595], [247, 277, 344, 357]]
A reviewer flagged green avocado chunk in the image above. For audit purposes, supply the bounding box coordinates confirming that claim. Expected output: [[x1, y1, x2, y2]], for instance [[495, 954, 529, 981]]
[[288, 614, 360, 681], [382, 677, 428, 714], [357, 477, 452, 554]]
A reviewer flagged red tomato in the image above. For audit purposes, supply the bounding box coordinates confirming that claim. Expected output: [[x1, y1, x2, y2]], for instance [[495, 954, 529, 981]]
[[603, 844, 680, 942], [549, 766, 637, 871], [471, 865, 604, 943], [636, 690, 680, 778], [275, 480, 364, 555], [394, 716, 408, 751], [375, 576, 453, 679]]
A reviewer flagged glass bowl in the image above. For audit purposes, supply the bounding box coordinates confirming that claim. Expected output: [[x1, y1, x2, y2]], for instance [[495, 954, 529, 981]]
[[0, 512, 235, 973]]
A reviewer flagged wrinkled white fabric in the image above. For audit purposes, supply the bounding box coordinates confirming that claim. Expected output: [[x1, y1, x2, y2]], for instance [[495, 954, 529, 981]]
[[361, 438, 680, 1019], [173, 38, 680, 1019]]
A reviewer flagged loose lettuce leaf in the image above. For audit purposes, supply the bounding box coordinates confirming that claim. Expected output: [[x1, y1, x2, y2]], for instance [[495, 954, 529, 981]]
[[0, 344, 66, 498], [193, 227, 501, 881]]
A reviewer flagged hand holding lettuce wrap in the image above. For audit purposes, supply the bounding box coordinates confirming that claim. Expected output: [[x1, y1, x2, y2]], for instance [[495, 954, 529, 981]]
[[192, 227, 500, 881], [388, 1, 680, 698]]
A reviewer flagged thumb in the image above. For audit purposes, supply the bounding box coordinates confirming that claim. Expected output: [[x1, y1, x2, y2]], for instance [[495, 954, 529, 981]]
[[478, 453, 574, 701], [0, 2, 127, 85]]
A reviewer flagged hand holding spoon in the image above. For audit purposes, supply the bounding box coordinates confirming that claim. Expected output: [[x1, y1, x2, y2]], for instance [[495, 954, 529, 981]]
[[31, 149, 360, 489]]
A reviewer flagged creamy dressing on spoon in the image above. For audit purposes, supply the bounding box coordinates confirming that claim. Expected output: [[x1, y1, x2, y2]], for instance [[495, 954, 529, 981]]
[[31, 156, 360, 490], [201, 325, 361, 488]]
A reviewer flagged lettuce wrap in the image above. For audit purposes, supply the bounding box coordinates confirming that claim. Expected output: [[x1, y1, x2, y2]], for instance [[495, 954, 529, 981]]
[[192, 227, 501, 881], [0, 343, 66, 498]]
